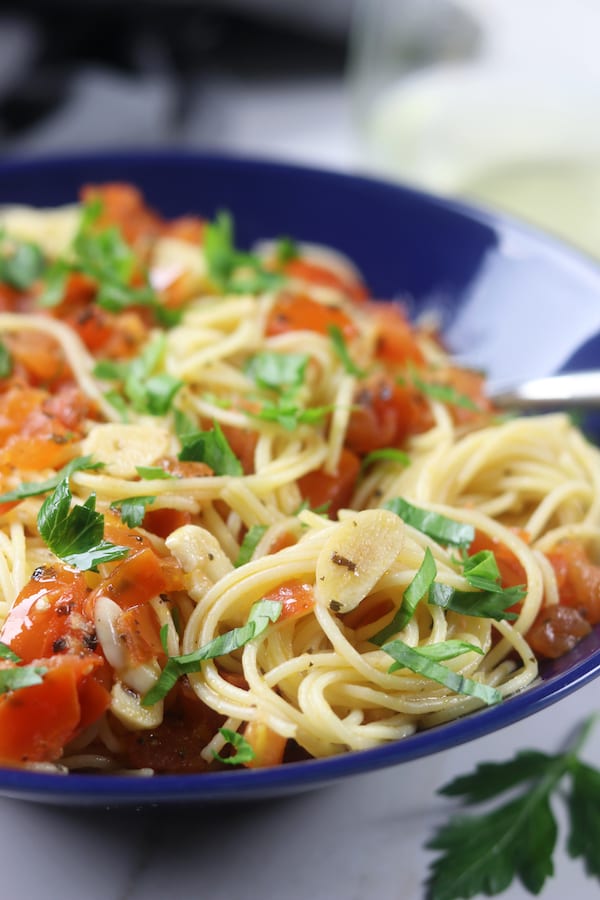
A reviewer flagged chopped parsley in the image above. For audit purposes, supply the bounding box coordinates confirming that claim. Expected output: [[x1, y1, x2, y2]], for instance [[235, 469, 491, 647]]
[[178, 419, 243, 476], [0, 232, 45, 290], [109, 495, 156, 528], [0, 455, 104, 506]]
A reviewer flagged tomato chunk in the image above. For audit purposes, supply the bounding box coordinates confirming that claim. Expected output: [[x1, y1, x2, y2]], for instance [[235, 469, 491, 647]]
[[298, 447, 360, 516]]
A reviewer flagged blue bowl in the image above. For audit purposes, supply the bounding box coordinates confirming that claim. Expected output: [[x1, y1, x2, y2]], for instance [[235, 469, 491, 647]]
[[1, 150, 600, 806]]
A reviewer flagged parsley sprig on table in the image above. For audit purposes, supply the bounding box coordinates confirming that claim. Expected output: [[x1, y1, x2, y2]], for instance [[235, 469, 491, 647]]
[[425, 714, 600, 899]]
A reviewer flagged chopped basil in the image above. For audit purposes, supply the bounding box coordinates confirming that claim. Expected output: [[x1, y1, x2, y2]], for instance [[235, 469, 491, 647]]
[[235, 524, 268, 567], [0, 455, 104, 505], [244, 351, 309, 394], [428, 582, 521, 622], [382, 638, 501, 705], [0, 665, 47, 695], [384, 497, 475, 548], [328, 324, 367, 378], [0, 233, 45, 290], [204, 211, 284, 295], [0, 641, 20, 663], [94, 334, 183, 417], [38, 478, 130, 571], [275, 236, 299, 264], [178, 420, 243, 476], [0, 340, 12, 379], [361, 448, 410, 470], [143, 598, 282, 706], [109, 495, 156, 528], [250, 399, 332, 431], [370, 547, 436, 644], [212, 727, 256, 766], [135, 465, 177, 481]]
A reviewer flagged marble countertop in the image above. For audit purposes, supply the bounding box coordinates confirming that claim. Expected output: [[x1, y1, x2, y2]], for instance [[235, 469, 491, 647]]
[[1, 62, 600, 900]]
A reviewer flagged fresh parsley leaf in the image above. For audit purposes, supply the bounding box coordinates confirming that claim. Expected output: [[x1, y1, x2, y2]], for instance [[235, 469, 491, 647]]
[[382, 638, 500, 705], [361, 447, 410, 470], [0, 641, 20, 663], [0, 455, 104, 505], [143, 598, 282, 706], [0, 234, 45, 290], [179, 420, 243, 476], [370, 548, 436, 644], [0, 340, 12, 379], [235, 524, 268, 567], [384, 497, 475, 548], [38, 478, 130, 571], [244, 351, 309, 394], [109, 495, 156, 528], [328, 324, 367, 378], [0, 665, 47, 694], [37, 260, 70, 307], [212, 727, 256, 766], [426, 716, 599, 899]]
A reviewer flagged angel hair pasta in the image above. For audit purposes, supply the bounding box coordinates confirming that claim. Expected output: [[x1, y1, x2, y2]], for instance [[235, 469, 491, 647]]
[[0, 183, 596, 775]]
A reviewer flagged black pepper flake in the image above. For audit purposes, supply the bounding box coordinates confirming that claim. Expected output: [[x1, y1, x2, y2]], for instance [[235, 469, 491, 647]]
[[331, 552, 357, 572], [55, 603, 72, 616], [52, 637, 68, 653], [330, 600, 343, 612]]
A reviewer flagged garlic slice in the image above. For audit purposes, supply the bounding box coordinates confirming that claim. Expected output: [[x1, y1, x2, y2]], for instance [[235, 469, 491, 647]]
[[315, 509, 405, 614]]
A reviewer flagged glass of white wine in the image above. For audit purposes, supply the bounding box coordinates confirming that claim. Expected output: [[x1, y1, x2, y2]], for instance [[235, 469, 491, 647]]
[[348, 0, 600, 259]]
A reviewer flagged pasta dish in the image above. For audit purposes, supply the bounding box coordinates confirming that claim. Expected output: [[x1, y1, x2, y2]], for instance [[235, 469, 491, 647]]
[[0, 183, 597, 775]]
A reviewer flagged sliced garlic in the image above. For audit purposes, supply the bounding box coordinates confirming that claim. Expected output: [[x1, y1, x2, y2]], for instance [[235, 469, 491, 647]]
[[111, 680, 163, 730], [0, 203, 80, 258], [81, 422, 171, 478], [315, 509, 405, 614], [166, 524, 234, 602]]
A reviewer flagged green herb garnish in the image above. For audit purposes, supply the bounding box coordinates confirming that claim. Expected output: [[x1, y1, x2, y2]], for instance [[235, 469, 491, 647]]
[[212, 727, 256, 766], [204, 211, 284, 295], [0, 641, 20, 663], [0, 341, 12, 379], [244, 351, 309, 394], [370, 548, 437, 644], [235, 524, 268, 567], [361, 448, 410, 470], [178, 420, 243, 476], [38, 478, 130, 571], [0, 665, 47, 694], [143, 598, 282, 706], [328, 324, 367, 378], [425, 714, 600, 898], [0, 455, 104, 506], [109, 495, 156, 528], [0, 233, 45, 290], [384, 497, 475, 548], [382, 638, 500, 706]]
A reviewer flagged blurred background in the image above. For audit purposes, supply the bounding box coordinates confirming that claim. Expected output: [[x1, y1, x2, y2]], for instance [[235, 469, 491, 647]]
[[1, 0, 599, 259]]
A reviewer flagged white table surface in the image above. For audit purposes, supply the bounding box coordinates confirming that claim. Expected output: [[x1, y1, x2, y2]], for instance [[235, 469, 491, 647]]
[[2, 67, 600, 900]]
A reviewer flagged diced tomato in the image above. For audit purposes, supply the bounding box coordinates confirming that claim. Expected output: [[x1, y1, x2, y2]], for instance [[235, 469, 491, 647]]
[[157, 456, 213, 479], [80, 182, 163, 247], [87, 547, 181, 612], [4, 331, 70, 388], [545, 541, 600, 624], [298, 447, 360, 516], [369, 302, 425, 367], [163, 216, 205, 244], [262, 580, 316, 621], [266, 293, 358, 339], [143, 507, 193, 539], [0, 564, 93, 662], [527, 604, 592, 659], [0, 654, 108, 765], [242, 720, 287, 768], [267, 530, 298, 554], [219, 424, 257, 475], [282, 257, 368, 304], [42, 384, 97, 431], [345, 375, 432, 455]]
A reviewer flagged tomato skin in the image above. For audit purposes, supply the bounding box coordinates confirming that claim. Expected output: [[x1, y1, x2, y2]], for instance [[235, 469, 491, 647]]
[[298, 447, 360, 517], [243, 720, 287, 768], [546, 541, 600, 624], [468, 530, 528, 590], [87, 547, 182, 613], [0, 654, 108, 766], [345, 376, 432, 455], [1, 565, 92, 662], [368, 302, 425, 367], [266, 293, 357, 339], [263, 580, 316, 622]]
